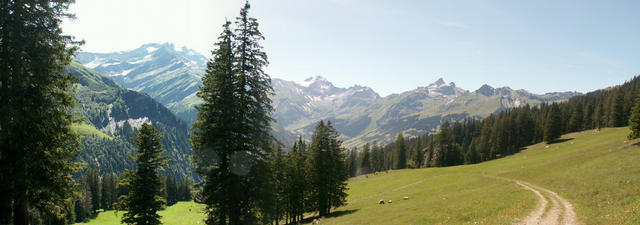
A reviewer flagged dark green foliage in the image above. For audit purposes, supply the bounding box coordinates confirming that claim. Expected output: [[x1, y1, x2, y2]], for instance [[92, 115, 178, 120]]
[[191, 3, 274, 224], [359, 143, 371, 174], [74, 178, 93, 223], [609, 90, 626, 127], [86, 168, 101, 213], [309, 121, 349, 216], [117, 123, 168, 225], [282, 138, 310, 224], [371, 76, 640, 169], [66, 62, 194, 179], [346, 149, 358, 177], [569, 102, 584, 132], [393, 133, 407, 169], [544, 103, 562, 143], [0, 0, 83, 223], [165, 174, 179, 206], [101, 173, 118, 210], [629, 93, 640, 139]]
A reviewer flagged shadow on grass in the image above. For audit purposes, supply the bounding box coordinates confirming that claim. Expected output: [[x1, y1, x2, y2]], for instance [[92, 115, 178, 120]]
[[549, 138, 574, 144], [294, 209, 359, 224]]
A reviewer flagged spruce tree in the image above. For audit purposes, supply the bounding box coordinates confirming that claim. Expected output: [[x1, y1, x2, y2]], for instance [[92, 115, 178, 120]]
[[544, 103, 562, 144], [191, 3, 273, 223], [359, 143, 371, 174], [610, 90, 625, 127], [86, 168, 101, 213], [0, 0, 82, 223], [346, 149, 358, 177], [628, 93, 640, 139], [568, 102, 584, 132], [191, 20, 240, 225], [393, 133, 407, 169], [117, 123, 168, 225], [101, 173, 118, 210], [309, 121, 348, 216]]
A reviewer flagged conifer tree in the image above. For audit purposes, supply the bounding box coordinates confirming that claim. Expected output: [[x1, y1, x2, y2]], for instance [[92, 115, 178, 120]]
[[346, 149, 358, 177], [190, 20, 238, 225], [165, 174, 179, 206], [393, 133, 407, 169], [86, 168, 101, 213], [359, 143, 371, 174], [628, 93, 640, 139], [191, 3, 274, 223], [609, 90, 625, 127], [0, 1, 82, 223], [101, 173, 118, 210], [117, 123, 168, 225], [309, 121, 348, 217], [569, 102, 584, 132], [544, 103, 562, 143]]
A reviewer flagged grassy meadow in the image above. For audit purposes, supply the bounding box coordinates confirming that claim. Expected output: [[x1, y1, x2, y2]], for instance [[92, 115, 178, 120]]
[[77, 127, 640, 224], [75, 201, 206, 225]]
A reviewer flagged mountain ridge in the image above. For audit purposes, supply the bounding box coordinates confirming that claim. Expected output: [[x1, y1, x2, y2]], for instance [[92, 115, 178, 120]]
[[76, 43, 581, 147]]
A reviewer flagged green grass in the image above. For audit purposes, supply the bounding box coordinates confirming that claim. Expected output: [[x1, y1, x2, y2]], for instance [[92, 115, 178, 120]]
[[72, 122, 112, 140], [317, 127, 640, 224], [77, 127, 640, 224], [75, 201, 206, 225]]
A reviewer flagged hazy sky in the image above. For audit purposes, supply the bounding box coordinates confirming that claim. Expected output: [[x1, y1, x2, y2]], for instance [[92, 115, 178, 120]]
[[62, 0, 640, 96]]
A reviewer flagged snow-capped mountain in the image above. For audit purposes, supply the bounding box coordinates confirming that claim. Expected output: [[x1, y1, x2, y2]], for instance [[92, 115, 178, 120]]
[[75, 43, 206, 109], [76, 43, 580, 148], [272, 76, 379, 129]]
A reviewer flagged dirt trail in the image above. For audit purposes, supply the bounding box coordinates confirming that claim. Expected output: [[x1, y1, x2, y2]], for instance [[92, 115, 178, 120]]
[[513, 180, 578, 225]]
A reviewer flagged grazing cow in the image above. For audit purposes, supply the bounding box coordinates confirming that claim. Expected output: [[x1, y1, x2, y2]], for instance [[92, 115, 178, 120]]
[[545, 145, 550, 149], [378, 199, 385, 204], [388, 200, 393, 203], [403, 196, 409, 200]]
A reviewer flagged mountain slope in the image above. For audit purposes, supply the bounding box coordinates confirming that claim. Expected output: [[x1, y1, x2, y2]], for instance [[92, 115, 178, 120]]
[[77, 43, 579, 148], [75, 43, 206, 119], [275, 77, 579, 147], [67, 62, 194, 178], [316, 127, 639, 224]]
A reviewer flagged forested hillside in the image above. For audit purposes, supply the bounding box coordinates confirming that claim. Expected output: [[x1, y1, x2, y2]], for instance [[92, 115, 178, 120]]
[[345, 76, 640, 174], [66, 62, 194, 178]]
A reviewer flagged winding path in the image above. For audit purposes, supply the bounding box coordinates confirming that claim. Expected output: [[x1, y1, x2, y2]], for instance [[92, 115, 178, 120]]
[[513, 180, 578, 225]]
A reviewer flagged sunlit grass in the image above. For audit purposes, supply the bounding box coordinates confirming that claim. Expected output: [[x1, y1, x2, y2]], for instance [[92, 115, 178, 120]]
[[75, 201, 206, 225], [76, 127, 640, 224]]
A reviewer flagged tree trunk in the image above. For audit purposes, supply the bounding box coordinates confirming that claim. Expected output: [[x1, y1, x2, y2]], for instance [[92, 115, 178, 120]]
[[13, 163, 28, 225]]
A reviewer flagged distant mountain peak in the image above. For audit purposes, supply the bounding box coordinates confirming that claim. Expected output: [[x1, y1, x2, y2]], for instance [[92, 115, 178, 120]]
[[476, 84, 495, 96], [296, 75, 330, 87], [433, 77, 446, 86]]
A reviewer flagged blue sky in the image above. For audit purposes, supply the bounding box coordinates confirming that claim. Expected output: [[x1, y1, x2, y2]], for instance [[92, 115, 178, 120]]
[[62, 0, 640, 96]]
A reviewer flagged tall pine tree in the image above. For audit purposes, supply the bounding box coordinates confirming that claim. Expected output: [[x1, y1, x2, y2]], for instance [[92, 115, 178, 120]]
[[544, 103, 562, 144], [191, 3, 274, 224], [0, 0, 82, 223], [393, 133, 407, 169], [117, 123, 168, 225], [309, 121, 348, 217]]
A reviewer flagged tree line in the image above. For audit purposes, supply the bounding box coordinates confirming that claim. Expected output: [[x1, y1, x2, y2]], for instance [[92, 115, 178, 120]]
[[72, 168, 192, 223], [344, 75, 640, 177]]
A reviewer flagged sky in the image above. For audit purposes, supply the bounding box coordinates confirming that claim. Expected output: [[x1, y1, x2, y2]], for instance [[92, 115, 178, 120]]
[[61, 0, 640, 96]]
